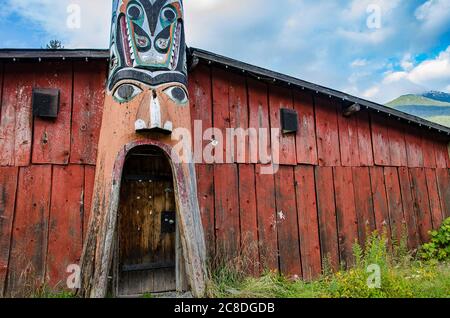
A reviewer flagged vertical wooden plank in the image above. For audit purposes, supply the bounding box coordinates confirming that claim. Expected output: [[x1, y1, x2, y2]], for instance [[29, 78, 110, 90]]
[[229, 75, 249, 164], [0, 167, 18, 296], [269, 86, 297, 165], [248, 79, 270, 164], [352, 167, 376, 245], [196, 164, 215, 258], [384, 167, 406, 243], [356, 110, 374, 167], [214, 164, 240, 261], [274, 166, 302, 277], [83, 165, 96, 242], [333, 167, 358, 268], [189, 64, 212, 164], [255, 165, 278, 271], [398, 167, 420, 249], [32, 62, 73, 165], [371, 113, 390, 166], [409, 168, 433, 243], [387, 122, 408, 167], [295, 166, 321, 280], [211, 67, 230, 163], [0, 62, 3, 116], [47, 165, 84, 288], [70, 61, 106, 164], [0, 63, 33, 166], [294, 91, 318, 165], [238, 164, 259, 275], [369, 167, 391, 238], [434, 139, 449, 169], [405, 128, 424, 168], [436, 169, 450, 219], [338, 111, 360, 167], [7, 165, 51, 296], [422, 136, 437, 169], [315, 167, 339, 270], [425, 169, 444, 229], [315, 96, 340, 167]]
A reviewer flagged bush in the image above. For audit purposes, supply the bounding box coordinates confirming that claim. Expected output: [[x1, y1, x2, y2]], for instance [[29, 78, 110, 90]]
[[420, 218, 450, 262]]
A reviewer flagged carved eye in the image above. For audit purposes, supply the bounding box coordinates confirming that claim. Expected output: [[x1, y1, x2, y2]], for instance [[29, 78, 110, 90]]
[[128, 4, 142, 20], [161, 7, 177, 23], [164, 86, 188, 105], [113, 84, 142, 103]]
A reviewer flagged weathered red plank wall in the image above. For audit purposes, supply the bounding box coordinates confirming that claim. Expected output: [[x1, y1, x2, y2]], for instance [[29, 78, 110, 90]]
[[0, 60, 106, 296], [187, 62, 450, 281], [1, 59, 450, 296]]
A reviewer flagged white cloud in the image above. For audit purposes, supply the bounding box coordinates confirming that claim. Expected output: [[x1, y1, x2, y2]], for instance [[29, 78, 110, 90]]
[[351, 59, 368, 67], [361, 46, 450, 103]]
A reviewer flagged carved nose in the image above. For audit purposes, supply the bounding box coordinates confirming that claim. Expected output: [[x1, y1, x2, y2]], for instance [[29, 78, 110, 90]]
[[135, 90, 173, 134]]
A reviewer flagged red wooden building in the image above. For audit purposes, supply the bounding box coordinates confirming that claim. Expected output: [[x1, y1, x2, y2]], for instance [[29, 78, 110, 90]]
[[0, 49, 449, 296]]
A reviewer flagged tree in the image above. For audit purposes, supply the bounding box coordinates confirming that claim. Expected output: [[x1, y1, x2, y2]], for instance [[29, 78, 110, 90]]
[[46, 40, 64, 50]]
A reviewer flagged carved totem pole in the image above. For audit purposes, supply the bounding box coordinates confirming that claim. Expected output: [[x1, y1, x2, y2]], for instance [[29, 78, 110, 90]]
[[79, 0, 207, 298]]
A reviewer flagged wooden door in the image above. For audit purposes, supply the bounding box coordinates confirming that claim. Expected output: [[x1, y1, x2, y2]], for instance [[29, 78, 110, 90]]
[[117, 147, 177, 296]]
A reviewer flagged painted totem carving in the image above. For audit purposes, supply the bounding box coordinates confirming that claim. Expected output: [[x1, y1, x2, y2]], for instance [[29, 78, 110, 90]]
[[79, 0, 207, 298]]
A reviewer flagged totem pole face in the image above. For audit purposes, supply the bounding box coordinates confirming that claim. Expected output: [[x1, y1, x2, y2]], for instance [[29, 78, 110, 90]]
[[109, 0, 188, 134]]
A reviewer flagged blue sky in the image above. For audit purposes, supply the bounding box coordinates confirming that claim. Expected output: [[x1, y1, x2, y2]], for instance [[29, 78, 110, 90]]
[[0, 0, 449, 104]]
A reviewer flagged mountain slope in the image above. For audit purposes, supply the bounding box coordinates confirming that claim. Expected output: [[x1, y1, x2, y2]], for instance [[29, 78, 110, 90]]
[[385, 91, 450, 128]]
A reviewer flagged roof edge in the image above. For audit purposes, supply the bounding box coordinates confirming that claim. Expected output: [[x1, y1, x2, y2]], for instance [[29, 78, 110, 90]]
[[1, 48, 449, 136]]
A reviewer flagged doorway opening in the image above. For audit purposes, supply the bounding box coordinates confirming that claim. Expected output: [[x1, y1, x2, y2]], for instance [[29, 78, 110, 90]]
[[114, 145, 188, 297]]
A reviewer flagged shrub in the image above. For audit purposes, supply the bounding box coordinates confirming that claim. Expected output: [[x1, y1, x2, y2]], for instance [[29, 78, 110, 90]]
[[420, 218, 450, 262]]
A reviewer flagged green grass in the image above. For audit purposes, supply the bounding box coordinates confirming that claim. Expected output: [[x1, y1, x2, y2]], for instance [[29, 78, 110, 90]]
[[426, 116, 450, 127], [208, 232, 450, 298], [386, 95, 450, 108]]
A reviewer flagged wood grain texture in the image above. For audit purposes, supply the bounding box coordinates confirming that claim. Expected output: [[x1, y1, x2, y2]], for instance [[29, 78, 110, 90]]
[[356, 110, 374, 167], [315, 96, 340, 167], [274, 166, 302, 278], [255, 165, 278, 271], [315, 167, 339, 271], [398, 167, 420, 249], [7, 165, 51, 296], [47, 165, 84, 288], [434, 140, 449, 169], [294, 91, 318, 165], [238, 164, 259, 275], [369, 167, 391, 238], [83, 165, 96, 242], [405, 128, 424, 168], [248, 79, 271, 164], [387, 122, 408, 167], [295, 165, 321, 280], [436, 169, 450, 219], [371, 113, 390, 166], [0, 63, 33, 166], [384, 167, 406, 243], [32, 62, 73, 165], [214, 164, 240, 261], [188, 65, 213, 164], [352, 167, 376, 245], [268, 86, 297, 165], [212, 67, 231, 163], [0, 167, 18, 296], [228, 75, 249, 164], [196, 164, 216, 258], [422, 136, 437, 169], [409, 168, 433, 243], [425, 169, 444, 229], [333, 167, 358, 268], [338, 111, 360, 167], [70, 61, 106, 164]]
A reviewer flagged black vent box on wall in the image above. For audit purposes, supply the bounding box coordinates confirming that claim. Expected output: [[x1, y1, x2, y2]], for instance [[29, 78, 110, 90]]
[[280, 108, 299, 134], [32, 88, 60, 119]]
